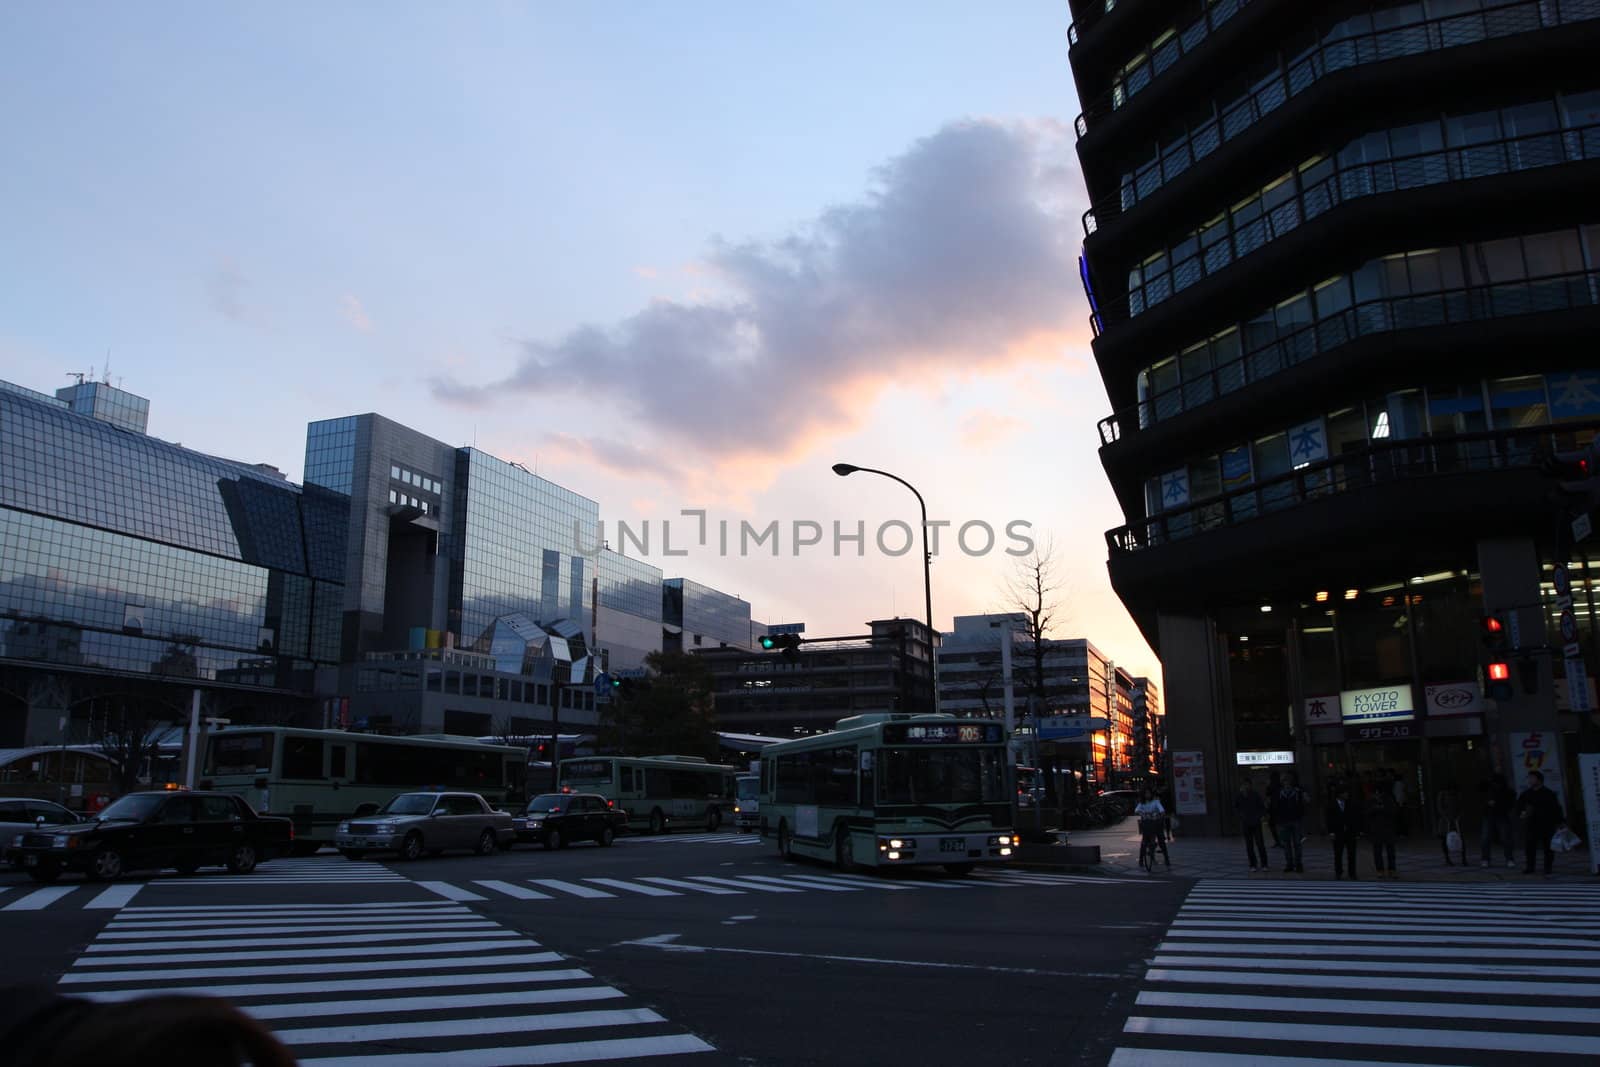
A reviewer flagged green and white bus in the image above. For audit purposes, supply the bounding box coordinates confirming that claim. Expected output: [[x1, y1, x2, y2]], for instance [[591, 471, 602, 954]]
[[557, 755, 737, 834], [759, 714, 1016, 874], [199, 726, 527, 848]]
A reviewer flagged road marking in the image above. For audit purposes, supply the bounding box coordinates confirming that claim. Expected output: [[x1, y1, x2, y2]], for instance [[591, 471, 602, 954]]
[[1157, 940, 1600, 961], [584, 878, 680, 897], [637, 876, 743, 895], [74, 939, 546, 967], [106, 913, 486, 928], [416, 880, 488, 902], [529, 879, 617, 899], [2, 886, 77, 911], [100, 921, 501, 939], [739, 875, 859, 892], [242, 986, 626, 1020], [274, 1007, 665, 1045], [1109, 1051, 1464, 1067], [1149, 954, 1600, 978], [84, 884, 144, 910], [473, 879, 552, 900], [809, 873, 919, 891], [1135, 990, 1600, 1025], [687, 876, 801, 893], [60, 951, 562, 984], [621, 935, 1125, 977], [118, 901, 465, 912], [294, 1034, 715, 1065], [87, 930, 524, 953], [1143, 967, 1600, 998], [1123, 1016, 1600, 1056], [83, 968, 597, 1001]]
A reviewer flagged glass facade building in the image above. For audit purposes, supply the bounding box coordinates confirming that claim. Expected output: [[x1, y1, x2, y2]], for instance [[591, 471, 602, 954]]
[[1, 383, 344, 746], [662, 577, 758, 653], [1072, 1, 1600, 835]]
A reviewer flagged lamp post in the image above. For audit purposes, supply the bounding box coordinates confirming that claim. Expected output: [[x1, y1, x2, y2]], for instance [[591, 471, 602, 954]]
[[831, 463, 938, 713]]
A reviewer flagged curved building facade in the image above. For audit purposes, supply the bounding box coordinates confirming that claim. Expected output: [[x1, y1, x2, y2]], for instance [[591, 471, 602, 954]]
[[1071, 0, 1600, 833]]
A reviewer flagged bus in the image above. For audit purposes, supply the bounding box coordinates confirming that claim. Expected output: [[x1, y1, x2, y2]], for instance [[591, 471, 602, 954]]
[[759, 714, 1016, 874], [733, 773, 760, 831], [199, 726, 527, 849], [557, 755, 738, 834]]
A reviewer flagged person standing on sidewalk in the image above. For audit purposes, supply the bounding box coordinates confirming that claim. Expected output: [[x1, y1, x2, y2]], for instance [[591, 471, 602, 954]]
[[1478, 772, 1516, 868], [1234, 778, 1268, 872], [1367, 784, 1398, 879], [1276, 772, 1309, 873], [1325, 782, 1363, 880], [1515, 770, 1566, 877], [1436, 782, 1467, 866]]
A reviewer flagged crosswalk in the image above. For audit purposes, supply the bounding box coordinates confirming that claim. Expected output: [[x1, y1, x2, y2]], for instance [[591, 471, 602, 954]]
[[59, 900, 715, 1063], [625, 832, 760, 846], [416, 867, 1156, 903], [1109, 879, 1600, 1066]]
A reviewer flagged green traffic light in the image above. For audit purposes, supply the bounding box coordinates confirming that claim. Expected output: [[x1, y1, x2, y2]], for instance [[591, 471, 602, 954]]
[[760, 636, 776, 649]]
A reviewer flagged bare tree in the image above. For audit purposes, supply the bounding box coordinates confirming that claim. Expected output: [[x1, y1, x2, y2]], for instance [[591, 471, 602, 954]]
[[1005, 538, 1062, 715]]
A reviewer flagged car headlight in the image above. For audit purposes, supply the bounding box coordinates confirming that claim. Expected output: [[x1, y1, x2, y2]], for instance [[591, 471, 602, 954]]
[[52, 834, 70, 848], [337, 821, 350, 834]]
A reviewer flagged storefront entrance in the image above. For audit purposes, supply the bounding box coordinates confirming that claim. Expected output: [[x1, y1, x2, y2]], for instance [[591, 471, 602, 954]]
[[1314, 738, 1424, 835]]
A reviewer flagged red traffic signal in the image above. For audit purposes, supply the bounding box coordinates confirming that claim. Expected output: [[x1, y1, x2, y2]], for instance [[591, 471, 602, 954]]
[[1481, 613, 1509, 650], [1487, 662, 1510, 682], [1486, 660, 1514, 702]]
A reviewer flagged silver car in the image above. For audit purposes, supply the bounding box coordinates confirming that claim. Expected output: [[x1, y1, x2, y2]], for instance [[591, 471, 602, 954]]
[[334, 791, 514, 861], [2, 798, 80, 867]]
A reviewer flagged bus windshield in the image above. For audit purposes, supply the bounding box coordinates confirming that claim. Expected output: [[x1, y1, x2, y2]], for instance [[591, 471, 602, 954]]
[[736, 776, 759, 801], [878, 748, 1005, 806], [379, 794, 439, 815]]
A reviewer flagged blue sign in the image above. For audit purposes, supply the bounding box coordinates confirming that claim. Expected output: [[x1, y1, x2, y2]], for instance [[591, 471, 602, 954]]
[[593, 673, 612, 697], [767, 623, 806, 636], [1548, 372, 1600, 420]]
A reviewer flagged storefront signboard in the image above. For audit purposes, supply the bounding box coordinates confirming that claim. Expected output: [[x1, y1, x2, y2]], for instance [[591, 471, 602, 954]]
[[1339, 684, 1415, 725], [1303, 694, 1340, 727], [1423, 682, 1482, 719], [1172, 750, 1207, 815], [1236, 751, 1295, 766], [1345, 722, 1417, 741], [1508, 731, 1565, 809], [1038, 716, 1108, 740]]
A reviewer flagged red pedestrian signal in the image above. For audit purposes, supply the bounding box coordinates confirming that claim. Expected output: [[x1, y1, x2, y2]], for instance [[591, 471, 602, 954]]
[[1487, 662, 1510, 682]]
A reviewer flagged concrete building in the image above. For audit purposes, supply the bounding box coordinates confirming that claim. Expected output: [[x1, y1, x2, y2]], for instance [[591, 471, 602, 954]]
[[1070, 0, 1600, 831]]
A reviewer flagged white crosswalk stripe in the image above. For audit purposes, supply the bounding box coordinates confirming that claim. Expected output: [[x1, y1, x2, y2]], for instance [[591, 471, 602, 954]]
[[625, 832, 760, 845], [61, 902, 714, 1062], [1110, 879, 1600, 1065]]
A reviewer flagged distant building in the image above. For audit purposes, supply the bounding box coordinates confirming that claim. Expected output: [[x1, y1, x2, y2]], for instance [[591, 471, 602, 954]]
[[662, 578, 761, 653], [699, 618, 937, 736]]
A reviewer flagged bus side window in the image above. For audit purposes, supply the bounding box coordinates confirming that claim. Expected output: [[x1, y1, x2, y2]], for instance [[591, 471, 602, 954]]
[[621, 767, 634, 792], [330, 747, 348, 779]]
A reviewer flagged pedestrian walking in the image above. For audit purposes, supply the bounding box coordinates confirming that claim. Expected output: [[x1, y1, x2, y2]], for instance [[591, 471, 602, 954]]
[[1275, 772, 1309, 873], [1435, 782, 1466, 866], [1477, 772, 1516, 868], [1367, 785, 1398, 879], [1265, 770, 1283, 847], [1134, 787, 1170, 871], [1514, 770, 1567, 877], [1234, 779, 1268, 872], [1325, 782, 1363, 880]]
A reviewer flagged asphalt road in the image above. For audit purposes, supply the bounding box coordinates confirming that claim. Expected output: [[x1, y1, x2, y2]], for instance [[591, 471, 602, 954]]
[[0, 829, 1187, 1065]]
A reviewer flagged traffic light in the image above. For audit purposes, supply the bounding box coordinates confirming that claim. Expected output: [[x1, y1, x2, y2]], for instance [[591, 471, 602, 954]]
[[1481, 613, 1508, 650], [1540, 439, 1600, 494], [760, 633, 803, 661], [1486, 661, 1514, 702]]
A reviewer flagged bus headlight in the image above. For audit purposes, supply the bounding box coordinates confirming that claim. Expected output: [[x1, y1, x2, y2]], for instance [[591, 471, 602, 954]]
[[337, 821, 350, 834], [989, 835, 1013, 847], [887, 850, 902, 860], [999, 847, 1012, 856]]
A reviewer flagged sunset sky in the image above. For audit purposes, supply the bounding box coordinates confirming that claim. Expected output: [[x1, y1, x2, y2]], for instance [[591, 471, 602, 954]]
[[1, 2, 1159, 680]]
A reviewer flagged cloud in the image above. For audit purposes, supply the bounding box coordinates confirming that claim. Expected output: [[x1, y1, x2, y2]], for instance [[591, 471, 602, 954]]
[[959, 411, 1028, 449], [539, 431, 684, 483], [341, 294, 374, 333], [433, 119, 1088, 466], [208, 259, 248, 322]]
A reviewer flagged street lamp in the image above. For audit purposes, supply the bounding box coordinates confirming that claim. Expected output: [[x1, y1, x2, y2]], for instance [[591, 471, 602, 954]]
[[832, 463, 938, 713]]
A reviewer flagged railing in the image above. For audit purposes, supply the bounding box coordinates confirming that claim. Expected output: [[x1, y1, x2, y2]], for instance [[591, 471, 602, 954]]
[[1073, 1, 1251, 136], [1096, 268, 1600, 446], [1110, 121, 1600, 328], [1079, 0, 1600, 235], [1067, 0, 1118, 48], [1105, 421, 1600, 554]]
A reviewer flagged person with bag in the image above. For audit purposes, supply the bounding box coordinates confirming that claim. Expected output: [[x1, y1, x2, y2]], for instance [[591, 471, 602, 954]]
[[1478, 773, 1516, 868], [1366, 784, 1398, 879], [1515, 770, 1566, 877], [1325, 782, 1363, 880], [1275, 772, 1309, 873], [1234, 778, 1268, 872], [1435, 782, 1466, 866]]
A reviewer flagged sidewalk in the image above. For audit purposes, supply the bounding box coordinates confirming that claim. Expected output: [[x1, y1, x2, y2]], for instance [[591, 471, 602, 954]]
[[1069, 818, 1599, 882]]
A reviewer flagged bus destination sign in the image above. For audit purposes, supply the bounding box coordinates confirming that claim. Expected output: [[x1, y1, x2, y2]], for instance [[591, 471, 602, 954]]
[[884, 723, 1002, 744]]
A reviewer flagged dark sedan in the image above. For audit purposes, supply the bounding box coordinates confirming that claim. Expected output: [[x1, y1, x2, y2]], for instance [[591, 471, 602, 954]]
[[9, 791, 293, 882], [512, 792, 627, 850]]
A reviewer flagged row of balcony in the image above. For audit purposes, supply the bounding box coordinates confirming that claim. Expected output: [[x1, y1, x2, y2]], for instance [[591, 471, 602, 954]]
[[1080, 0, 1600, 237], [1074, 0, 1253, 134], [1098, 268, 1600, 446], [1097, 121, 1600, 335], [1066, 0, 1118, 49], [1105, 420, 1595, 554]]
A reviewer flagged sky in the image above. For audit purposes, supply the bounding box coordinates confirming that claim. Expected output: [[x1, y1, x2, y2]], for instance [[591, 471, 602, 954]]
[[0, 2, 1159, 681]]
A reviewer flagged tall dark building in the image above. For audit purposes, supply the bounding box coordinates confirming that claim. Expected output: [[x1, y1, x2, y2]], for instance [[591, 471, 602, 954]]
[[1071, 0, 1600, 834]]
